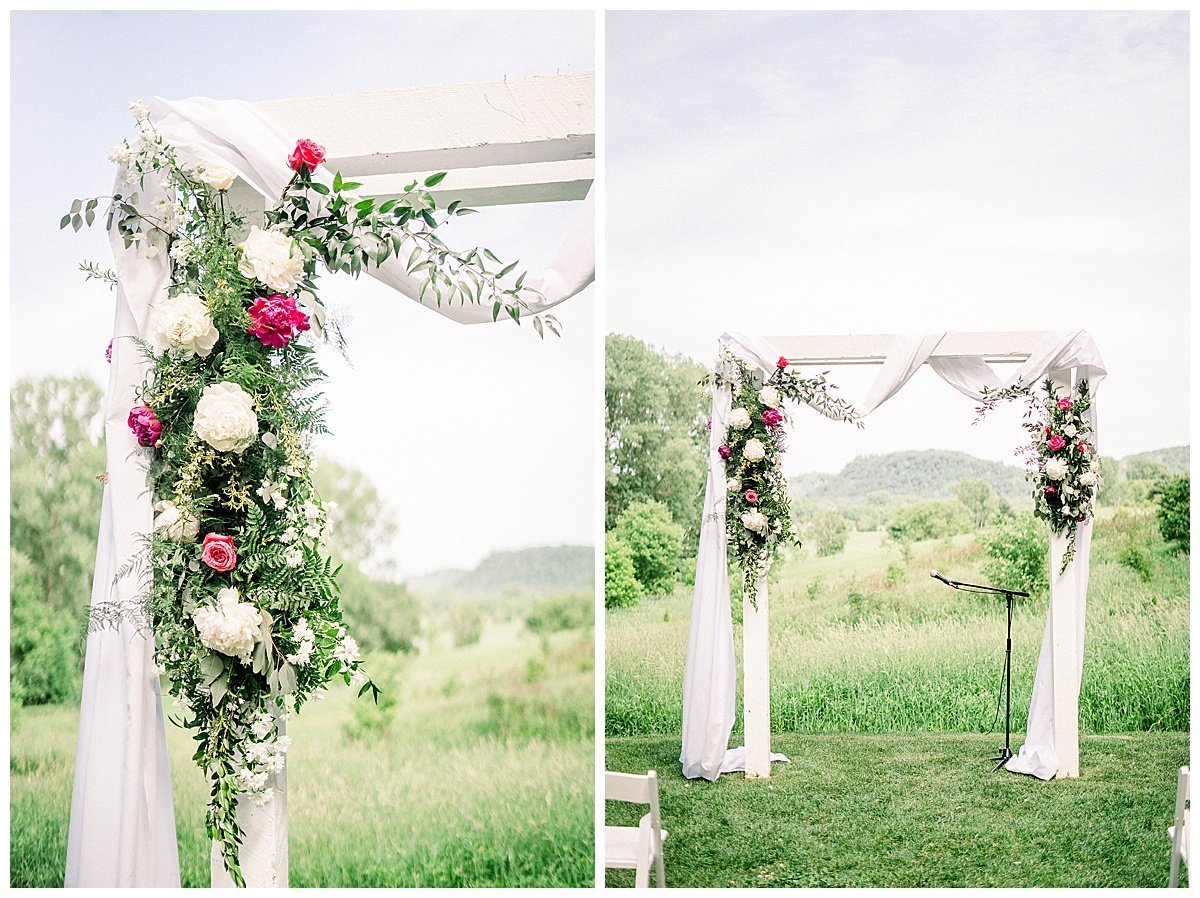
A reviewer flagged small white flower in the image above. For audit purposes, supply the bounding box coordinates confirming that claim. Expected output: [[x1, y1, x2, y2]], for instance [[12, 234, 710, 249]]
[[311, 688, 327, 702], [743, 439, 766, 463], [137, 228, 168, 259], [1063, 423, 1078, 439], [349, 669, 368, 689], [261, 431, 279, 449], [107, 142, 133, 165], [151, 292, 219, 359], [283, 546, 305, 568], [729, 408, 751, 430], [302, 499, 322, 522], [193, 382, 258, 453], [333, 635, 360, 666], [256, 479, 287, 509], [153, 499, 200, 541], [281, 526, 298, 544], [169, 238, 192, 265], [129, 100, 150, 122], [197, 162, 236, 191], [759, 386, 781, 409], [1044, 458, 1069, 481], [250, 712, 274, 741]]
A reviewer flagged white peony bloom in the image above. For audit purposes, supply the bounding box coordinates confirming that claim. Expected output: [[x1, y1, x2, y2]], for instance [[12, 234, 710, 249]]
[[153, 499, 200, 541], [728, 408, 751, 430], [1063, 423, 1078, 439], [759, 386, 781, 409], [726, 477, 741, 493], [1044, 458, 1069, 481], [741, 510, 769, 533], [192, 587, 263, 663], [151, 292, 219, 358], [238, 227, 305, 293], [1079, 471, 1099, 487], [743, 439, 766, 463], [194, 382, 258, 453], [197, 162, 236, 191]]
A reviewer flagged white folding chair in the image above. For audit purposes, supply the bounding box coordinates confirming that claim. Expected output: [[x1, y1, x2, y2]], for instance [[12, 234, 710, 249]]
[[605, 770, 668, 888], [1170, 765, 1190, 887]]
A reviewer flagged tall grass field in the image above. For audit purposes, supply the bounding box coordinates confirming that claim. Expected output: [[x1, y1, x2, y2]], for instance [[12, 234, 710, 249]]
[[13, 618, 594, 887]]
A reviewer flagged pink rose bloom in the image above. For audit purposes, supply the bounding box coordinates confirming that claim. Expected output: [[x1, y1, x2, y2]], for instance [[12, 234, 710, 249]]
[[201, 533, 237, 572], [288, 139, 325, 173], [744, 489, 758, 504], [1057, 397, 1073, 411], [776, 356, 788, 369], [1047, 435, 1066, 452], [1044, 485, 1057, 496], [718, 444, 731, 460], [1077, 441, 1089, 454], [127, 405, 163, 447], [106, 340, 113, 363], [247, 294, 311, 348], [762, 408, 784, 427]]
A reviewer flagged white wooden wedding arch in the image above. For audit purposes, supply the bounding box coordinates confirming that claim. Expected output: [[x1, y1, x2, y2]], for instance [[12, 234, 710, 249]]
[[681, 331, 1106, 785], [66, 73, 593, 889]]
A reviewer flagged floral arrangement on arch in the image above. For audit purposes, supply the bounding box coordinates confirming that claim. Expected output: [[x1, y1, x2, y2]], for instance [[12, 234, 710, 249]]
[[977, 377, 1100, 572], [714, 351, 859, 599], [67, 101, 548, 885]]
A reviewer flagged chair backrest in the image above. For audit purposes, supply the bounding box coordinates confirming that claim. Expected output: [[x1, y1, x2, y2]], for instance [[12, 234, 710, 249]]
[[606, 770, 663, 828], [1171, 765, 1190, 887]]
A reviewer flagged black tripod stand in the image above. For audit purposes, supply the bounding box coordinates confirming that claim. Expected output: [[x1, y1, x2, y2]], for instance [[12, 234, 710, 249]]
[[930, 570, 1029, 771]]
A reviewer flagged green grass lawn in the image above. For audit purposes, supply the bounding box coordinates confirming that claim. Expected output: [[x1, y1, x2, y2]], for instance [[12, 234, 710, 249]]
[[12, 619, 594, 887], [606, 731, 1189, 888]]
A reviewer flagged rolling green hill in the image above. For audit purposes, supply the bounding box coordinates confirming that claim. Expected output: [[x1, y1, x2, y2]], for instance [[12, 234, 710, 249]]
[[794, 450, 1031, 505], [407, 545, 594, 599]]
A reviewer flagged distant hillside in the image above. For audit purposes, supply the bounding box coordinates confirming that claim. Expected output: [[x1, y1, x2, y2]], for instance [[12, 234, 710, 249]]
[[1123, 446, 1189, 476], [407, 545, 593, 599]]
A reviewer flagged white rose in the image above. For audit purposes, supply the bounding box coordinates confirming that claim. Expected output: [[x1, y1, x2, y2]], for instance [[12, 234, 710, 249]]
[[192, 587, 262, 663], [153, 499, 199, 541], [759, 386, 781, 409], [726, 477, 741, 493], [238, 227, 305, 293], [194, 382, 258, 453], [1063, 423, 1078, 439], [1079, 471, 1098, 487], [743, 439, 766, 463], [151, 292, 219, 358], [741, 510, 769, 533], [729, 408, 751, 430], [197, 162, 236, 191], [1044, 458, 1069, 481]]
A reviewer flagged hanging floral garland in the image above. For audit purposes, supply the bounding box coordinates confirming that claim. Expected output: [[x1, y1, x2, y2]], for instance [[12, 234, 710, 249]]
[[67, 102, 547, 885], [977, 377, 1100, 572], [714, 351, 859, 599]]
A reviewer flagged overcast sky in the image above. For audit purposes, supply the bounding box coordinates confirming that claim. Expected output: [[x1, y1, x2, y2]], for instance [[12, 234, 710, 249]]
[[607, 11, 1189, 477], [10, 10, 595, 578]]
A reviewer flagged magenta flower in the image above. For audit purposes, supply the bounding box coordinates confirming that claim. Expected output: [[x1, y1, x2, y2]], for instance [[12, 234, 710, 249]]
[[105, 340, 113, 363], [1047, 435, 1066, 452], [762, 408, 784, 427], [776, 356, 788, 369], [718, 444, 731, 460], [1077, 441, 1090, 454], [1044, 485, 1057, 496], [127, 405, 163, 447], [1057, 397, 1073, 411], [247, 294, 311, 349], [744, 489, 758, 504]]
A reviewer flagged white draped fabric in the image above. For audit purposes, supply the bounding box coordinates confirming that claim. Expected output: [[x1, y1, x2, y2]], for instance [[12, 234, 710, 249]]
[[66, 96, 594, 888], [681, 330, 1105, 783]]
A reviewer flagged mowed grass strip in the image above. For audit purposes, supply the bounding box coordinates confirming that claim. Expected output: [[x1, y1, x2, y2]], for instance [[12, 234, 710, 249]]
[[605, 731, 1189, 888]]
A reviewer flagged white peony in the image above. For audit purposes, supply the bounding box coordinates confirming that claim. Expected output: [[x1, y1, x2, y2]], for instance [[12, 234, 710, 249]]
[[741, 510, 769, 533], [238, 226, 305, 293], [759, 386, 781, 409], [729, 408, 751, 430], [153, 499, 199, 541], [1079, 471, 1099, 487], [151, 292, 219, 358], [726, 477, 741, 493], [194, 382, 258, 453], [192, 587, 263, 663], [1044, 458, 1069, 481], [743, 438, 766, 462], [1063, 423, 1078, 439], [197, 162, 236, 191]]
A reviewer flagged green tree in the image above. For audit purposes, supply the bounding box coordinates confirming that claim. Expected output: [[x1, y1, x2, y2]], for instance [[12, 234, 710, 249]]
[[447, 604, 484, 647], [981, 513, 1048, 596], [1152, 475, 1189, 552], [612, 500, 684, 596], [807, 509, 848, 557], [886, 500, 972, 544], [604, 535, 643, 609], [1127, 456, 1170, 482], [314, 457, 399, 577], [337, 562, 421, 653], [605, 334, 708, 543], [953, 478, 996, 529]]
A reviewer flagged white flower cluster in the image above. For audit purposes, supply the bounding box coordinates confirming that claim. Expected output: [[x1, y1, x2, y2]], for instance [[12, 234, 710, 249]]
[[153, 499, 200, 541], [256, 478, 287, 510], [285, 618, 316, 666], [239, 226, 305, 293], [231, 728, 292, 808], [192, 588, 263, 663], [333, 631, 359, 668], [151, 292, 219, 359], [194, 382, 258, 453]]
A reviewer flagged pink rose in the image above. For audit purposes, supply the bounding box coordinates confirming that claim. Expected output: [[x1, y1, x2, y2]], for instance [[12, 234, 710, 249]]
[[744, 489, 758, 504], [718, 444, 731, 460], [1044, 485, 1057, 496], [201, 533, 237, 572], [288, 139, 325, 173], [1047, 435, 1066, 452], [247, 294, 311, 349], [127, 405, 163, 447], [1057, 397, 1073, 411], [776, 356, 788, 369], [1077, 441, 1089, 454], [762, 408, 784, 427]]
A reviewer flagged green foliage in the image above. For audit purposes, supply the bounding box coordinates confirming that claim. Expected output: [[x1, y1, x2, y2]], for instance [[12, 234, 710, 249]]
[[611, 500, 684, 597], [802, 450, 1030, 506], [1126, 456, 1170, 482], [447, 604, 484, 647], [337, 563, 420, 653], [980, 513, 1048, 596], [1151, 474, 1189, 552], [10, 549, 82, 706], [604, 334, 708, 541], [1118, 544, 1153, 582], [604, 535, 644, 610], [409, 546, 593, 599], [807, 509, 848, 557], [953, 478, 996, 529], [313, 459, 399, 574], [887, 500, 972, 544], [525, 593, 592, 633]]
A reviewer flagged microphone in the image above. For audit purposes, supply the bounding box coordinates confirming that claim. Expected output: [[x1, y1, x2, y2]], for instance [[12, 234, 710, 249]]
[[930, 570, 953, 586]]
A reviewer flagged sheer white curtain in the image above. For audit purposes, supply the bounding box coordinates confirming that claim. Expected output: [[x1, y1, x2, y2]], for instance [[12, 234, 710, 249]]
[[67, 96, 594, 888], [681, 331, 1105, 783]]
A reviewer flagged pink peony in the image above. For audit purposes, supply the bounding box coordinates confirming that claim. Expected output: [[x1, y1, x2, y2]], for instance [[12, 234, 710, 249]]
[[718, 444, 731, 460], [127, 405, 163, 447], [1044, 485, 1057, 496], [776, 356, 788, 369], [247, 294, 311, 349], [762, 408, 784, 427], [288, 139, 325, 173], [1057, 397, 1073, 411], [1047, 435, 1066, 452], [106, 340, 113, 363], [201, 533, 237, 572], [744, 489, 758, 504]]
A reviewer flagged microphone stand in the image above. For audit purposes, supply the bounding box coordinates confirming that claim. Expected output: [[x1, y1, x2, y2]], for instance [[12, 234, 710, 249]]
[[930, 572, 1029, 771]]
